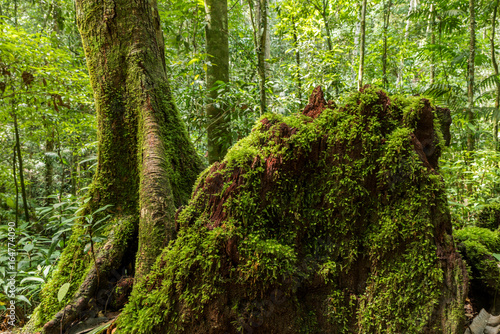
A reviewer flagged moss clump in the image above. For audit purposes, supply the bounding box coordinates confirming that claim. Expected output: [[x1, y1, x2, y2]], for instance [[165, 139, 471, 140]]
[[117, 86, 466, 333], [477, 203, 500, 230], [455, 227, 500, 294]]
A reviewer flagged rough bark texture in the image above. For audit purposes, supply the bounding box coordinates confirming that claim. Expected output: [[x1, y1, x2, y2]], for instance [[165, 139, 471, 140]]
[[23, 0, 203, 333], [117, 86, 467, 334], [205, 0, 230, 163]]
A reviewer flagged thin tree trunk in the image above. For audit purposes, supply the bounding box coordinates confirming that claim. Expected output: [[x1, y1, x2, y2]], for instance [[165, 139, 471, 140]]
[[12, 107, 29, 221], [491, 0, 500, 151], [29, 1, 203, 332], [467, 0, 476, 152], [292, 16, 302, 102], [256, 0, 271, 76], [405, 0, 416, 40], [205, 0, 230, 163], [321, 0, 333, 52], [45, 131, 54, 204], [257, 0, 268, 113], [382, 0, 392, 89], [358, 0, 367, 90]]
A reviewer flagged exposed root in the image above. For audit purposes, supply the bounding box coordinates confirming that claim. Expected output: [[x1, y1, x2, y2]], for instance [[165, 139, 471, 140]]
[[41, 218, 136, 334]]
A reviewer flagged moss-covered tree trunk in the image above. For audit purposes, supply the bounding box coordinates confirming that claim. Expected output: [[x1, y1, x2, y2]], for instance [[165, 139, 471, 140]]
[[24, 1, 202, 333]]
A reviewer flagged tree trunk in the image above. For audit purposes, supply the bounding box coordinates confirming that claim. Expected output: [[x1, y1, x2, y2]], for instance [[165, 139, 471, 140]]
[[116, 86, 467, 333], [429, 3, 436, 84], [491, 0, 500, 151], [320, 0, 333, 52], [467, 0, 476, 152], [12, 146, 18, 225], [382, 0, 391, 89], [12, 107, 29, 221], [44, 131, 54, 204], [358, 0, 367, 90], [205, 0, 230, 163], [257, 0, 268, 113], [25, 0, 203, 332]]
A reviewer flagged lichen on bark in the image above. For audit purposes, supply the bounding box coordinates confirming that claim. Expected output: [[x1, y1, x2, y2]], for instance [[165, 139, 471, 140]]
[[116, 86, 468, 333]]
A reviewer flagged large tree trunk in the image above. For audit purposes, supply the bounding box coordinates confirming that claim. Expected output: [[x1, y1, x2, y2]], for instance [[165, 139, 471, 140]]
[[24, 1, 203, 333], [205, 0, 230, 163]]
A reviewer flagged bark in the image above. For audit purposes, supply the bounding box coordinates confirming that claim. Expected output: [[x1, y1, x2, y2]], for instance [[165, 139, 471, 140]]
[[321, 0, 333, 52], [12, 107, 29, 221], [404, 0, 416, 40], [292, 16, 302, 102], [468, 0, 476, 152], [25, 0, 203, 332], [357, 0, 367, 90], [117, 87, 467, 333], [256, 0, 271, 76], [205, 0, 230, 163], [257, 0, 268, 113], [491, 0, 500, 151], [429, 4, 436, 84], [382, 0, 392, 89]]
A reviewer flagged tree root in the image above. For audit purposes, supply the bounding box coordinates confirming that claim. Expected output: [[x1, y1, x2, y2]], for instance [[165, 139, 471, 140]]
[[41, 218, 136, 334]]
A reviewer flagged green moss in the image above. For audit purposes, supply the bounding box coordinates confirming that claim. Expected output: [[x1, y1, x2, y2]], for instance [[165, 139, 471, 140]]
[[478, 203, 500, 230], [455, 227, 500, 291], [117, 86, 464, 333]]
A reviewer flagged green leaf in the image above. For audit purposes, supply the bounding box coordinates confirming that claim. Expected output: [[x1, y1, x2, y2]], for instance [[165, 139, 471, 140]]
[[492, 253, 500, 262], [57, 282, 71, 302], [16, 295, 32, 306], [20, 277, 45, 284]]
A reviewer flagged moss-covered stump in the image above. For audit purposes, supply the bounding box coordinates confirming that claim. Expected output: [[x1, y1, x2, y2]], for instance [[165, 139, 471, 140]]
[[117, 86, 467, 333]]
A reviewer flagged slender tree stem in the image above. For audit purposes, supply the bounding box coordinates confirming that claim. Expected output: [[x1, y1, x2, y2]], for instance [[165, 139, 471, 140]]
[[358, 0, 367, 90], [467, 0, 476, 153]]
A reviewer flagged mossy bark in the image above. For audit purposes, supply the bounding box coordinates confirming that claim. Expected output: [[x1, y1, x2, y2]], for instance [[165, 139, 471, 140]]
[[23, 0, 203, 332], [116, 86, 468, 333]]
